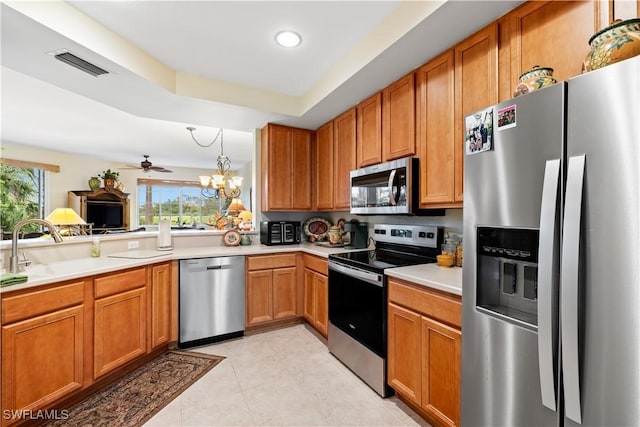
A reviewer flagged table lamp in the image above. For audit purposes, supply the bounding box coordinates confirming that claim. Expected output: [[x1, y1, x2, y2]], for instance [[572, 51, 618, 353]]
[[45, 208, 87, 236]]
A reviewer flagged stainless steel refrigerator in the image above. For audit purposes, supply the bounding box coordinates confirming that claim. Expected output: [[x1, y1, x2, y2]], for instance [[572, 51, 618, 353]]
[[462, 56, 639, 426]]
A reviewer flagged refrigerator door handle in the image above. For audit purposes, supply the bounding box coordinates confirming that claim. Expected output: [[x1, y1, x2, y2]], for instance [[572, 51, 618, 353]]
[[538, 158, 560, 411], [561, 154, 586, 424]]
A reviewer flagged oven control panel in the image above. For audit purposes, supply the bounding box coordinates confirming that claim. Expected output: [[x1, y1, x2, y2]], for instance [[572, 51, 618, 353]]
[[372, 224, 443, 248]]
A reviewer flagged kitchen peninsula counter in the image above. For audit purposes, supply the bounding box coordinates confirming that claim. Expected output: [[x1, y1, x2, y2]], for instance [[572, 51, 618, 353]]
[[0, 242, 352, 293], [1, 240, 462, 297]]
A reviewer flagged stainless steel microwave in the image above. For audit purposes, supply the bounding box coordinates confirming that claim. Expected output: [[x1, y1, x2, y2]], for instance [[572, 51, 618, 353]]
[[260, 221, 301, 245], [350, 157, 445, 216]]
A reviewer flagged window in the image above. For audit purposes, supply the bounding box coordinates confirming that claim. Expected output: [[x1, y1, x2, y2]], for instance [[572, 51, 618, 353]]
[[0, 159, 55, 239], [138, 179, 230, 227]]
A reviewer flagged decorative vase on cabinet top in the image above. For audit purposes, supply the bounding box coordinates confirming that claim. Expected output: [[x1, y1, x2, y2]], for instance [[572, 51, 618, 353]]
[[514, 66, 557, 97], [88, 176, 101, 190], [583, 18, 640, 72]]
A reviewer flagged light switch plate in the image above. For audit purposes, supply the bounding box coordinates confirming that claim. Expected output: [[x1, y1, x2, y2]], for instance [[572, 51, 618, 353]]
[[128, 241, 140, 249]]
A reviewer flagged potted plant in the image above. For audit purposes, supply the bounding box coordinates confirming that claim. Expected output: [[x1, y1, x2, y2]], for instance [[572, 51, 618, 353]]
[[99, 169, 119, 189]]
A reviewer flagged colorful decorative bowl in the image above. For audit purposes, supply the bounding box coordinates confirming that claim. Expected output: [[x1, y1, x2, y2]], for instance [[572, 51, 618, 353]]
[[583, 18, 640, 72], [514, 66, 557, 97]]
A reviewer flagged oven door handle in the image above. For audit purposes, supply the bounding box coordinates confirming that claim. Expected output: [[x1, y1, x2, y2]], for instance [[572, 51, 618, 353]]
[[329, 262, 384, 287]]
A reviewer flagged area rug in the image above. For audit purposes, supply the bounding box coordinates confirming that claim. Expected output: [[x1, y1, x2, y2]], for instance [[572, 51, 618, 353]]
[[44, 350, 225, 427]]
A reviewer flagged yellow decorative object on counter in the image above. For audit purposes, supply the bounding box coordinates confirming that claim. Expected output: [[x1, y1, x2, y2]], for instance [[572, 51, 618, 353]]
[[437, 254, 455, 267], [238, 210, 253, 231]]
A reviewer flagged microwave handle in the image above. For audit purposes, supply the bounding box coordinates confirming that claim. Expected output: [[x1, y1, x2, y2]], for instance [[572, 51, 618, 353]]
[[388, 169, 397, 206]]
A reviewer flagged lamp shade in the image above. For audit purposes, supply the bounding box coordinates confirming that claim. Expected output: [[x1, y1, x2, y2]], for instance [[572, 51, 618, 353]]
[[238, 210, 253, 222], [227, 198, 246, 214], [45, 208, 86, 225]]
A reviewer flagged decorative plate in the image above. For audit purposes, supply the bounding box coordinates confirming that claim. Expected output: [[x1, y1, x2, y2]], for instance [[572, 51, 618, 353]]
[[222, 230, 241, 247], [303, 217, 331, 242]]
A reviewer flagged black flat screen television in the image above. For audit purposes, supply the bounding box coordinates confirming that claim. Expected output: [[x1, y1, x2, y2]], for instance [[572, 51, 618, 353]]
[[86, 203, 124, 228]]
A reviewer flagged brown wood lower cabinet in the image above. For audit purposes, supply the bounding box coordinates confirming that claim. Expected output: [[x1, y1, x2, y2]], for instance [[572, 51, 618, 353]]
[[0, 262, 174, 426], [387, 278, 462, 427], [1, 280, 87, 426], [93, 267, 147, 379], [246, 254, 298, 327], [94, 287, 147, 379], [1, 306, 84, 424], [149, 262, 171, 350], [302, 254, 328, 337]]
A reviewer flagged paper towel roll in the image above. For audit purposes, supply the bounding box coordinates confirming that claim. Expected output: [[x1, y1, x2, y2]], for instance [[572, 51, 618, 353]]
[[157, 220, 173, 250]]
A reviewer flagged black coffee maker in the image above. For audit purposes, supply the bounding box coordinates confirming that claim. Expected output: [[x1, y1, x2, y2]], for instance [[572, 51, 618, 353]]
[[344, 220, 368, 249]]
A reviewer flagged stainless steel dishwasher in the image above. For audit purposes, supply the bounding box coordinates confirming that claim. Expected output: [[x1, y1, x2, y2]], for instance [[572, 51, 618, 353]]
[[179, 256, 245, 348]]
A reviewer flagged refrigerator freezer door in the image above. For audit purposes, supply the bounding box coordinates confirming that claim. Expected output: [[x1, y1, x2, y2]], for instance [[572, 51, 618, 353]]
[[564, 56, 640, 426], [462, 83, 564, 426]]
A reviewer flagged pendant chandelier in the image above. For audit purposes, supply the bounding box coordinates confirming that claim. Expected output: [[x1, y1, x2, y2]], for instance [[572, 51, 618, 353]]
[[187, 127, 243, 200]]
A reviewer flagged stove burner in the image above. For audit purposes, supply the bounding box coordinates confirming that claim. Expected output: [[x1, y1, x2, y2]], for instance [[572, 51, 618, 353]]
[[328, 224, 443, 273]]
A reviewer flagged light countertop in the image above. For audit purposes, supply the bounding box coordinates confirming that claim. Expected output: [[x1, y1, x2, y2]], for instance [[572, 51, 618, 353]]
[[2, 243, 463, 297], [0, 242, 351, 294], [385, 263, 463, 296]]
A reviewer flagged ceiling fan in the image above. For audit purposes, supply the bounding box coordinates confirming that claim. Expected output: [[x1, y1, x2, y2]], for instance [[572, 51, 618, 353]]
[[120, 155, 172, 173]]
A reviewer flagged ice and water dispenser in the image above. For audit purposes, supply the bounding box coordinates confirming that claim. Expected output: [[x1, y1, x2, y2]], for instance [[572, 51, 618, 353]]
[[476, 227, 540, 330]]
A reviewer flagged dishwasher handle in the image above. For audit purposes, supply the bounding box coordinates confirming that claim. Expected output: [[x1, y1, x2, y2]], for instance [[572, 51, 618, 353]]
[[181, 256, 245, 273]]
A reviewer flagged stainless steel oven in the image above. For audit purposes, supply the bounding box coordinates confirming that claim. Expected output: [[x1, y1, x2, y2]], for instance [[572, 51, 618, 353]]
[[328, 261, 388, 395], [328, 224, 443, 397]]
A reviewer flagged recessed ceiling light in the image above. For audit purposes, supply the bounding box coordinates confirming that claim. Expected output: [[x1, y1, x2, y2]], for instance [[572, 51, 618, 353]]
[[275, 30, 302, 48]]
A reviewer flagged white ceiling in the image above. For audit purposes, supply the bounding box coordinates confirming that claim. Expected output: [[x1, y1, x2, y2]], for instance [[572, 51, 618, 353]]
[[0, 1, 523, 171]]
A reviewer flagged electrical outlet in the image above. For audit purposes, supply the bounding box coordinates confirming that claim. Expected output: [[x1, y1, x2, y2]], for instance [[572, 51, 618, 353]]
[[128, 241, 140, 250]]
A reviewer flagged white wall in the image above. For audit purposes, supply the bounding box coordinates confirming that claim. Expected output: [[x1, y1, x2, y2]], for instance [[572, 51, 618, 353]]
[[1, 142, 254, 228], [2, 139, 463, 240]]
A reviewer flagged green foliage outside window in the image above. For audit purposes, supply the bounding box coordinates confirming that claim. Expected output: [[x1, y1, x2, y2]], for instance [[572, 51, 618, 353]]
[[138, 183, 227, 227], [0, 163, 44, 238]]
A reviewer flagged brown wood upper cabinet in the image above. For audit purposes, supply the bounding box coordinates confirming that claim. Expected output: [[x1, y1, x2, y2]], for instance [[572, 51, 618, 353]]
[[502, 1, 602, 101], [416, 50, 456, 208], [333, 108, 357, 210], [383, 73, 416, 161], [356, 92, 383, 167], [261, 123, 312, 211], [315, 121, 334, 210], [314, 108, 356, 211], [453, 23, 499, 204]]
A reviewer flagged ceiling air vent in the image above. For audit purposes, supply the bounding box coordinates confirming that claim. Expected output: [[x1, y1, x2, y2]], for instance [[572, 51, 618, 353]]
[[54, 52, 108, 77]]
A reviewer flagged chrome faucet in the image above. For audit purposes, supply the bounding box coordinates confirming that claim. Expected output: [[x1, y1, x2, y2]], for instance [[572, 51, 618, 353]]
[[10, 219, 63, 273]]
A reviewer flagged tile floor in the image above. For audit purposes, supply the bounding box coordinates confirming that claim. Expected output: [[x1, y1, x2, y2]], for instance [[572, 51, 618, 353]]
[[144, 324, 430, 427]]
